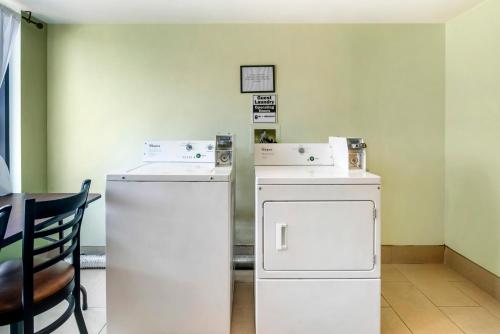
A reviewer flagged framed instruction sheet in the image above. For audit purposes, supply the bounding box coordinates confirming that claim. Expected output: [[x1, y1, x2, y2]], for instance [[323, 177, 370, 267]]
[[241, 65, 275, 93]]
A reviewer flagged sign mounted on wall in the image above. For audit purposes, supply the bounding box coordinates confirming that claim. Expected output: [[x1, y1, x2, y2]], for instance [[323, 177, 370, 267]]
[[251, 124, 280, 146], [241, 65, 275, 93], [253, 94, 277, 123]]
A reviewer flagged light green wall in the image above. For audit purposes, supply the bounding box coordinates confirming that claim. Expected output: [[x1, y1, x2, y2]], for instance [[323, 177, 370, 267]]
[[46, 24, 445, 247], [445, 0, 500, 276], [0, 20, 47, 261], [351, 26, 445, 245], [21, 20, 47, 192]]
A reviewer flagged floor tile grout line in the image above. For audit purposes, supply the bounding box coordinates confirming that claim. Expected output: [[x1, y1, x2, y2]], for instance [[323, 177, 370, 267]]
[[381, 295, 391, 307], [393, 264, 468, 282], [382, 264, 410, 283], [394, 264, 479, 307], [398, 266, 468, 334], [439, 306, 483, 308], [417, 286, 466, 333], [439, 305, 485, 333], [383, 304, 414, 333], [452, 282, 500, 321], [389, 265, 467, 333], [438, 305, 500, 333], [381, 269, 415, 334]]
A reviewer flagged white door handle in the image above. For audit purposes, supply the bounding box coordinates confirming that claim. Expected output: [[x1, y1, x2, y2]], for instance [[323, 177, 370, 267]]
[[276, 223, 288, 251]]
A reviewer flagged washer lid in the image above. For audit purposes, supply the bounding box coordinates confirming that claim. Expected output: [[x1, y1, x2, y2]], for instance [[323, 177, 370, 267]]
[[255, 166, 380, 185], [107, 162, 233, 182]]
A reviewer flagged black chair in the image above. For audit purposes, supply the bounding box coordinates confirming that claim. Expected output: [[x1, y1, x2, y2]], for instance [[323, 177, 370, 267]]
[[0, 180, 91, 334], [36, 202, 89, 311], [0, 205, 12, 250]]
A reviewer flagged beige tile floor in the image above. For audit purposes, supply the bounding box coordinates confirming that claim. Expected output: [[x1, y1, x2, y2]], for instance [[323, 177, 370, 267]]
[[1, 264, 500, 333]]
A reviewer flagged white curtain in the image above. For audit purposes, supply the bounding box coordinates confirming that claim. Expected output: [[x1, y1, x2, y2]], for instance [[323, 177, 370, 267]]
[[0, 4, 20, 85]]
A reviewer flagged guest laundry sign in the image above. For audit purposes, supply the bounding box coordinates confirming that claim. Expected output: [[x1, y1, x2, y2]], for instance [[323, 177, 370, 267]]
[[253, 94, 277, 123]]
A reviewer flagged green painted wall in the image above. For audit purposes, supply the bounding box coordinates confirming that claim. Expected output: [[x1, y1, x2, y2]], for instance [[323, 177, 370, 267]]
[[445, 0, 500, 276], [351, 26, 445, 245], [0, 20, 47, 261], [46, 24, 445, 247], [21, 20, 47, 192]]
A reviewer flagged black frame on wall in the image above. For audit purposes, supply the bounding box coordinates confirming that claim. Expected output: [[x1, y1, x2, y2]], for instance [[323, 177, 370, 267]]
[[240, 65, 275, 93]]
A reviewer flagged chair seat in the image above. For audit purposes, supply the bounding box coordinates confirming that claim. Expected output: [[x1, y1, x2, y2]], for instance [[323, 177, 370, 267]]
[[0, 258, 75, 317]]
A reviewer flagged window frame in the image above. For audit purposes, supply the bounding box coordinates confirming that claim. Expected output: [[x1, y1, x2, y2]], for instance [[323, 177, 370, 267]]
[[0, 67, 9, 167]]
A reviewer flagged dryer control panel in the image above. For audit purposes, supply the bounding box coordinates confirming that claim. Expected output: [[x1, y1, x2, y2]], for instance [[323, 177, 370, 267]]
[[255, 143, 334, 166], [143, 140, 215, 163]]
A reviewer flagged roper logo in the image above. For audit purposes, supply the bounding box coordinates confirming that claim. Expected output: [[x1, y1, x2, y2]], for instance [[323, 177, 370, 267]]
[[148, 144, 161, 148], [261, 147, 272, 152]]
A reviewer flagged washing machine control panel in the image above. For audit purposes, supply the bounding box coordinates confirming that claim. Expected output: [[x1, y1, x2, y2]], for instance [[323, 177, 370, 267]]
[[255, 143, 334, 166], [143, 140, 215, 162]]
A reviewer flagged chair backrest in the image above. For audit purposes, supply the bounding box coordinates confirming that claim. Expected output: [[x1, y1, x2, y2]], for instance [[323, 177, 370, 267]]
[[0, 205, 12, 250], [22, 180, 91, 309]]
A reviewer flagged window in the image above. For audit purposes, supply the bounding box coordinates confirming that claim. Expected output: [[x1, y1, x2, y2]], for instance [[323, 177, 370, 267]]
[[0, 67, 9, 167]]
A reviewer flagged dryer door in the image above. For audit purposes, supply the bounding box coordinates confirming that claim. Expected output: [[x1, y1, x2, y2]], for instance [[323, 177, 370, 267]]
[[263, 201, 375, 271]]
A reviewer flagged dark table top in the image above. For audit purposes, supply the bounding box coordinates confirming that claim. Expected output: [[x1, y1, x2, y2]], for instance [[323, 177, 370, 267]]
[[0, 193, 101, 246]]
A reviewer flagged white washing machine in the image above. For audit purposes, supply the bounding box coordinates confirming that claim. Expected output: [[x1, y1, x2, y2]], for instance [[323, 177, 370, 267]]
[[106, 140, 234, 334], [254, 143, 381, 334]]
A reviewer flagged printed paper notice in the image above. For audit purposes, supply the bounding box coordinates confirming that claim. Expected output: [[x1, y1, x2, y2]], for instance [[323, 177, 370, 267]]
[[253, 95, 277, 123]]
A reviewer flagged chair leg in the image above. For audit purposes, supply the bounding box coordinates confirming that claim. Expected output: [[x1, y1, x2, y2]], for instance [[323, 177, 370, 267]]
[[74, 304, 88, 334], [80, 284, 88, 311], [23, 317, 33, 334], [9, 322, 23, 334], [74, 286, 88, 334]]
